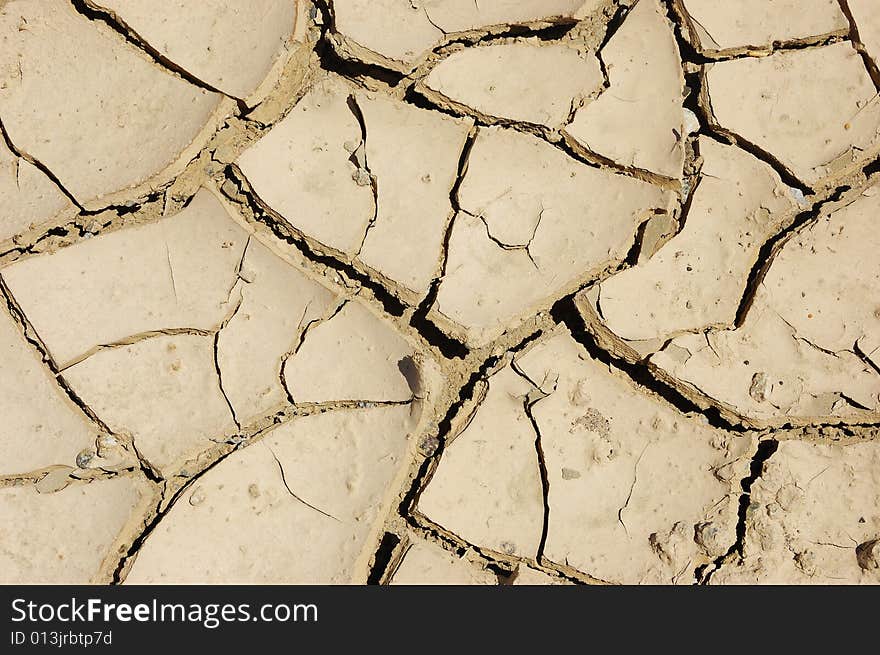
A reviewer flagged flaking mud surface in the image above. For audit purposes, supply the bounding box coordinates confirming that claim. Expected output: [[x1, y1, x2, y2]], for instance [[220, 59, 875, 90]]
[[1, 0, 878, 585]]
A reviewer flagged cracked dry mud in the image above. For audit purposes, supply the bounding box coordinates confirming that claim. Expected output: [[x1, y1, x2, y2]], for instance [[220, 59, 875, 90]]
[[1, 0, 878, 587]]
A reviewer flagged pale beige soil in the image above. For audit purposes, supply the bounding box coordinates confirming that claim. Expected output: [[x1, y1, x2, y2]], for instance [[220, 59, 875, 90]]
[[0, 0, 878, 586]]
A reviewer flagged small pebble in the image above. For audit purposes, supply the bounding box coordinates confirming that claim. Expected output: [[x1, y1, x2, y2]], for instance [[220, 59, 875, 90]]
[[352, 169, 372, 186], [189, 487, 206, 506], [75, 449, 95, 469], [682, 108, 700, 135]]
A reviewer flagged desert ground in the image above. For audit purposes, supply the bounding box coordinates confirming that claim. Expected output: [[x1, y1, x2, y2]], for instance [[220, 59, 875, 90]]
[[0, 0, 878, 585]]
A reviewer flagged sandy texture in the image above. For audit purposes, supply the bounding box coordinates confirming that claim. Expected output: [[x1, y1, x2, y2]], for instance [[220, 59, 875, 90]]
[[1, 0, 877, 587], [711, 440, 880, 584]]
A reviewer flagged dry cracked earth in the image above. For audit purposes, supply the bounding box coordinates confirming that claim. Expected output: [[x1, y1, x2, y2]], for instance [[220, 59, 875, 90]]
[[1, 0, 879, 586]]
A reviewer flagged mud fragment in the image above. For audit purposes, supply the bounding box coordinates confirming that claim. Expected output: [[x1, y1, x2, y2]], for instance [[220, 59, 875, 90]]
[[354, 93, 473, 295], [678, 0, 848, 56], [0, 0, 228, 209], [237, 74, 472, 297], [330, 0, 602, 73], [417, 367, 545, 559], [0, 137, 75, 243], [236, 75, 375, 254], [514, 332, 755, 584], [1, 189, 248, 366], [126, 406, 418, 583], [564, 0, 685, 179], [0, 478, 147, 583], [87, 0, 303, 103], [282, 300, 419, 404], [0, 309, 96, 476], [420, 41, 604, 129], [651, 186, 880, 427], [703, 42, 880, 188], [847, 0, 880, 80], [216, 238, 336, 421], [712, 440, 880, 584], [62, 334, 238, 474], [598, 137, 799, 340], [389, 538, 497, 585], [434, 126, 672, 346]]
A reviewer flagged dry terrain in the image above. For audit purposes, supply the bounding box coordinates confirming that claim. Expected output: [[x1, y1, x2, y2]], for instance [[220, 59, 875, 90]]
[[1, 0, 879, 585]]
